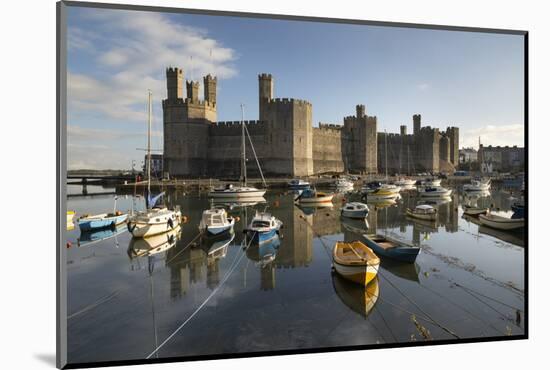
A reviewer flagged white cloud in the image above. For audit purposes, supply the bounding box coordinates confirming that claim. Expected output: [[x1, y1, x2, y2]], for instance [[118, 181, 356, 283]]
[[67, 9, 237, 124], [461, 124, 524, 148], [417, 83, 429, 91], [66, 9, 238, 169]]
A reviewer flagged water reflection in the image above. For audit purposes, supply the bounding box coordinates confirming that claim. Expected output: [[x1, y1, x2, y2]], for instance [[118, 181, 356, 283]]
[[246, 235, 281, 290], [332, 274, 379, 319], [66, 184, 525, 362], [128, 225, 181, 258], [78, 224, 127, 247]]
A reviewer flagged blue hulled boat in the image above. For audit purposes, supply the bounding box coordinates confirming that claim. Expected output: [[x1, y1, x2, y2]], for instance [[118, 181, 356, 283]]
[[362, 234, 420, 263], [246, 211, 283, 244], [78, 212, 128, 231]]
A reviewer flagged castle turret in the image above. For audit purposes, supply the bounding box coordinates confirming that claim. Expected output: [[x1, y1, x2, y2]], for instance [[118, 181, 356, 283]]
[[259, 73, 273, 102], [356, 104, 366, 118], [166, 67, 183, 100], [413, 114, 421, 136], [259, 74, 273, 120], [203, 74, 217, 105], [186, 80, 200, 102], [400, 125, 407, 136]]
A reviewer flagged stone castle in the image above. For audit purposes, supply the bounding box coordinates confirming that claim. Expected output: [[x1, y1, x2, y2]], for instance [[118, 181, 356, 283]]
[[163, 67, 458, 177]]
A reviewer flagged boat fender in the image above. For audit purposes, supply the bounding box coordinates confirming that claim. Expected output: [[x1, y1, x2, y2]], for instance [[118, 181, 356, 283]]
[[168, 218, 174, 229], [127, 222, 136, 233]]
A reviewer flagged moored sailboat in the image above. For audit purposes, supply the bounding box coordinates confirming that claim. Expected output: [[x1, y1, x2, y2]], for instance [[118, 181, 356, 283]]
[[128, 91, 182, 238], [209, 104, 267, 198]]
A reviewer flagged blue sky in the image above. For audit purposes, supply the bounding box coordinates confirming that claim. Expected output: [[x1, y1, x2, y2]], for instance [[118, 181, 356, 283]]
[[67, 6, 524, 170]]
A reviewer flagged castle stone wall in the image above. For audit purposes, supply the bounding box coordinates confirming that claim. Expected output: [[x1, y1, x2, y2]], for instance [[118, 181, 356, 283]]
[[163, 68, 458, 178], [312, 125, 345, 174]]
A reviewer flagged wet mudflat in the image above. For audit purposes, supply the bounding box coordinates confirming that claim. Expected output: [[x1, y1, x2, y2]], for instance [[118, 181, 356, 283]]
[[66, 184, 525, 364]]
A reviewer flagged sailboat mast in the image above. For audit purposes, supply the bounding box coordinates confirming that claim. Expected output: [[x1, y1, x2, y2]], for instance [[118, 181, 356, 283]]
[[385, 129, 388, 180], [241, 104, 247, 186], [147, 90, 152, 196]]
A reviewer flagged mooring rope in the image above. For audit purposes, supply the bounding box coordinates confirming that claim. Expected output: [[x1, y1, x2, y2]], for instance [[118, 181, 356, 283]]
[[164, 232, 202, 265], [298, 214, 460, 339], [145, 232, 256, 359]]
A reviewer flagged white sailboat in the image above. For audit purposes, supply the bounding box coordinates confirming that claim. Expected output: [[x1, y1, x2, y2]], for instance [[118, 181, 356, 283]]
[[128, 91, 182, 238], [209, 104, 267, 198]]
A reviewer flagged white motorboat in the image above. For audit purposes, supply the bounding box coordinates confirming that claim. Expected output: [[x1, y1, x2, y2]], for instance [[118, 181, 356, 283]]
[[208, 104, 267, 199], [479, 213, 524, 231], [406, 204, 437, 221], [199, 207, 235, 235], [464, 178, 491, 192], [128, 91, 182, 238], [295, 188, 335, 204], [340, 202, 369, 219], [246, 211, 283, 244], [417, 186, 452, 197]]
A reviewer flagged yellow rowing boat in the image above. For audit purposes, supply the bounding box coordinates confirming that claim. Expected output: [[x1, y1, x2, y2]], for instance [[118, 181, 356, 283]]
[[332, 241, 380, 286]]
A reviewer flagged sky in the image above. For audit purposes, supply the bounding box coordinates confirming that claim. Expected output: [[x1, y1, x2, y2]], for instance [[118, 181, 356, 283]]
[[66, 6, 525, 170]]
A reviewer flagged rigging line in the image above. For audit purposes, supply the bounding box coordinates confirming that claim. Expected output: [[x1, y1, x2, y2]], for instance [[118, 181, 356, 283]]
[[302, 217, 457, 337], [145, 232, 256, 359], [376, 270, 460, 339], [419, 281, 508, 336], [68, 291, 119, 320], [244, 123, 266, 187], [164, 233, 202, 265], [452, 283, 523, 329], [452, 282, 524, 312], [372, 300, 398, 342]]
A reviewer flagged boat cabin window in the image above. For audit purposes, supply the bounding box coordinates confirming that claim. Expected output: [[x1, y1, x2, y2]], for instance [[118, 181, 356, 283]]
[[252, 221, 270, 228]]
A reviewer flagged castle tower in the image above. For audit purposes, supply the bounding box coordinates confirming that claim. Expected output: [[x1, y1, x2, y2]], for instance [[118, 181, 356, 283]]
[[400, 125, 407, 136], [166, 67, 183, 100], [343, 105, 377, 174], [259, 73, 274, 102], [203, 74, 217, 105], [413, 114, 421, 136], [186, 80, 200, 102], [356, 104, 366, 118]]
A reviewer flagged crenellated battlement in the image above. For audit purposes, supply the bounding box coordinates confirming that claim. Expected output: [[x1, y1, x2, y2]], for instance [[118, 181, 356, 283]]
[[166, 67, 183, 74], [163, 98, 217, 109], [259, 73, 273, 79], [266, 97, 312, 107], [318, 123, 343, 131], [211, 120, 269, 136], [214, 120, 266, 127]]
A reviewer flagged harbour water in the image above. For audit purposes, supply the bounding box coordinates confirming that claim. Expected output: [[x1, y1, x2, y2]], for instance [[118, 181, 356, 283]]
[[66, 184, 525, 364]]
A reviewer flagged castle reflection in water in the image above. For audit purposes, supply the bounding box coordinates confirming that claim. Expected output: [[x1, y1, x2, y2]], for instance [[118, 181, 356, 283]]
[[160, 190, 469, 298]]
